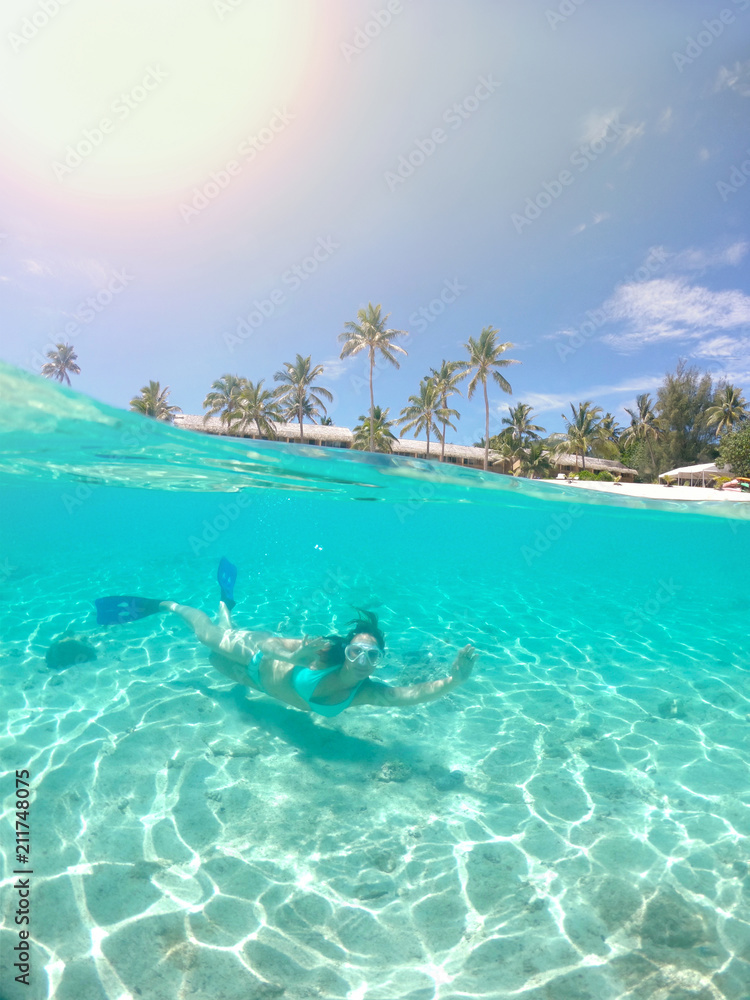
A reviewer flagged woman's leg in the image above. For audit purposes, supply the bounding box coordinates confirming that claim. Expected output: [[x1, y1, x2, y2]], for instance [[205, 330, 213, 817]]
[[161, 601, 255, 665]]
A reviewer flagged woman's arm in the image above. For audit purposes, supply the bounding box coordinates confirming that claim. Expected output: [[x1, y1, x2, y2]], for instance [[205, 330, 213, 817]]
[[354, 645, 477, 707]]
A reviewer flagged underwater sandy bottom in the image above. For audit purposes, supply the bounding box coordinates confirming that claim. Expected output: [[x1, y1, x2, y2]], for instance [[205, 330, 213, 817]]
[[1, 560, 749, 1000]]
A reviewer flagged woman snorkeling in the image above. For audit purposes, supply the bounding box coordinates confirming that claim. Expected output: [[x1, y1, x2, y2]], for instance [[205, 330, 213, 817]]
[[95, 558, 477, 717]]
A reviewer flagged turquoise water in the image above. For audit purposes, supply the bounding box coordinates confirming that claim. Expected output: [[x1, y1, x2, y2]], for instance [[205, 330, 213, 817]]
[[1, 364, 749, 1000]]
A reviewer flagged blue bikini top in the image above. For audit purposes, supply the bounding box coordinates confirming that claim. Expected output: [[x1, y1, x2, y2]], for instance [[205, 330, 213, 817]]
[[292, 664, 365, 717]]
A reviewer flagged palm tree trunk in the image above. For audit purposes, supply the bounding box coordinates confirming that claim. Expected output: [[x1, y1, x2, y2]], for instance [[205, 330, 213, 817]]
[[298, 404, 304, 444], [483, 380, 490, 471], [369, 348, 375, 453], [426, 426, 430, 459], [440, 393, 447, 462]]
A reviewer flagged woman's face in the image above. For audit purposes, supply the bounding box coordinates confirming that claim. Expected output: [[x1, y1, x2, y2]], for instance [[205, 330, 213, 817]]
[[342, 632, 382, 680]]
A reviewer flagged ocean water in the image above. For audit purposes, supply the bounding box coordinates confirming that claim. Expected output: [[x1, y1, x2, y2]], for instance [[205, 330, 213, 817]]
[[1, 364, 749, 1000]]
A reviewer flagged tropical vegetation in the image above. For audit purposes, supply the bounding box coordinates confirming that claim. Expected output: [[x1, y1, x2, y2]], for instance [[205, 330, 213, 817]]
[[339, 303, 407, 454], [273, 354, 333, 441], [718, 423, 750, 478], [706, 385, 748, 435], [41, 343, 81, 385], [106, 297, 744, 486], [129, 381, 182, 422], [397, 378, 459, 459], [227, 379, 283, 438], [352, 406, 397, 452], [458, 326, 518, 470]]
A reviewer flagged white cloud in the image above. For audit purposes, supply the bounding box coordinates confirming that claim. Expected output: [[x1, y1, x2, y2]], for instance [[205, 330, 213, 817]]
[[690, 334, 750, 361], [715, 61, 750, 98], [571, 212, 610, 236], [22, 258, 52, 276], [656, 107, 673, 132], [614, 121, 645, 152], [670, 241, 748, 272], [522, 376, 662, 415], [541, 328, 577, 342], [602, 278, 750, 352], [321, 358, 348, 380], [579, 108, 644, 153]]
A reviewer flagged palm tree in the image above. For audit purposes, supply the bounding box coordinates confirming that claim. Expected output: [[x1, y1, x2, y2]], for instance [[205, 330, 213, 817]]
[[458, 326, 519, 470], [517, 441, 553, 479], [273, 354, 333, 442], [339, 303, 408, 452], [501, 402, 545, 448], [129, 381, 182, 422], [352, 405, 397, 452], [622, 393, 661, 470], [590, 411, 622, 460], [706, 384, 748, 435], [227, 379, 283, 439], [397, 378, 458, 459], [558, 401, 604, 471], [320, 416, 334, 426], [40, 343, 80, 385], [429, 360, 464, 461], [203, 374, 247, 426], [488, 435, 516, 474]]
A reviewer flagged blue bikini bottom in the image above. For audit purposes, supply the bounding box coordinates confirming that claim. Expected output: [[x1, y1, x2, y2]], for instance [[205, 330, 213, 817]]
[[246, 649, 265, 691]]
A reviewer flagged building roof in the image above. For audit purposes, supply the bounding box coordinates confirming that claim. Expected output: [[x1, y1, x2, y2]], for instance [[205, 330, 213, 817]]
[[174, 415, 637, 473], [173, 414, 491, 461], [553, 452, 638, 475]]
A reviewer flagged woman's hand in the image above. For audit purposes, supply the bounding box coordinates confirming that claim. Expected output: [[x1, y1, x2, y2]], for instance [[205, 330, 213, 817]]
[[450, 644, 478, 684], [293, 636, 328, 665]]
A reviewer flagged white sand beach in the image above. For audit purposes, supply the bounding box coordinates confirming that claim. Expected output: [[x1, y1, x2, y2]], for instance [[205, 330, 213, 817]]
[[548, 481, 750, 503]]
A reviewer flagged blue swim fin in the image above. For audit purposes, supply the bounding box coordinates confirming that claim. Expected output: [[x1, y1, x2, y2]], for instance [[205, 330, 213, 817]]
[[217, 557, 237, 610], [95, 596, 163, 625]]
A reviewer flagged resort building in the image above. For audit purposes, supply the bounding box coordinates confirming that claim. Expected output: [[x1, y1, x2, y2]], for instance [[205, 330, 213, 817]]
[[174, 415, 638, 480], [553, 452, 638, 482]]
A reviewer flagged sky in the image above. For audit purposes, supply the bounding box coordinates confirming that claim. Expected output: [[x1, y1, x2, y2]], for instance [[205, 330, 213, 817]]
[[1, 0, 749, 444]]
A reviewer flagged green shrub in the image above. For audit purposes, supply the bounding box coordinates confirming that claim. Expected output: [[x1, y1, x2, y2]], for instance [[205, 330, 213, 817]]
[[596, 470, 614, 482], [718, 424, 750, 478], [577, 469, 596, 480]]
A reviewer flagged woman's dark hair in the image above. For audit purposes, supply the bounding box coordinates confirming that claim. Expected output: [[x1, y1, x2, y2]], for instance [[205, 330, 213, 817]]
[[317, 608, 385, 667]]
